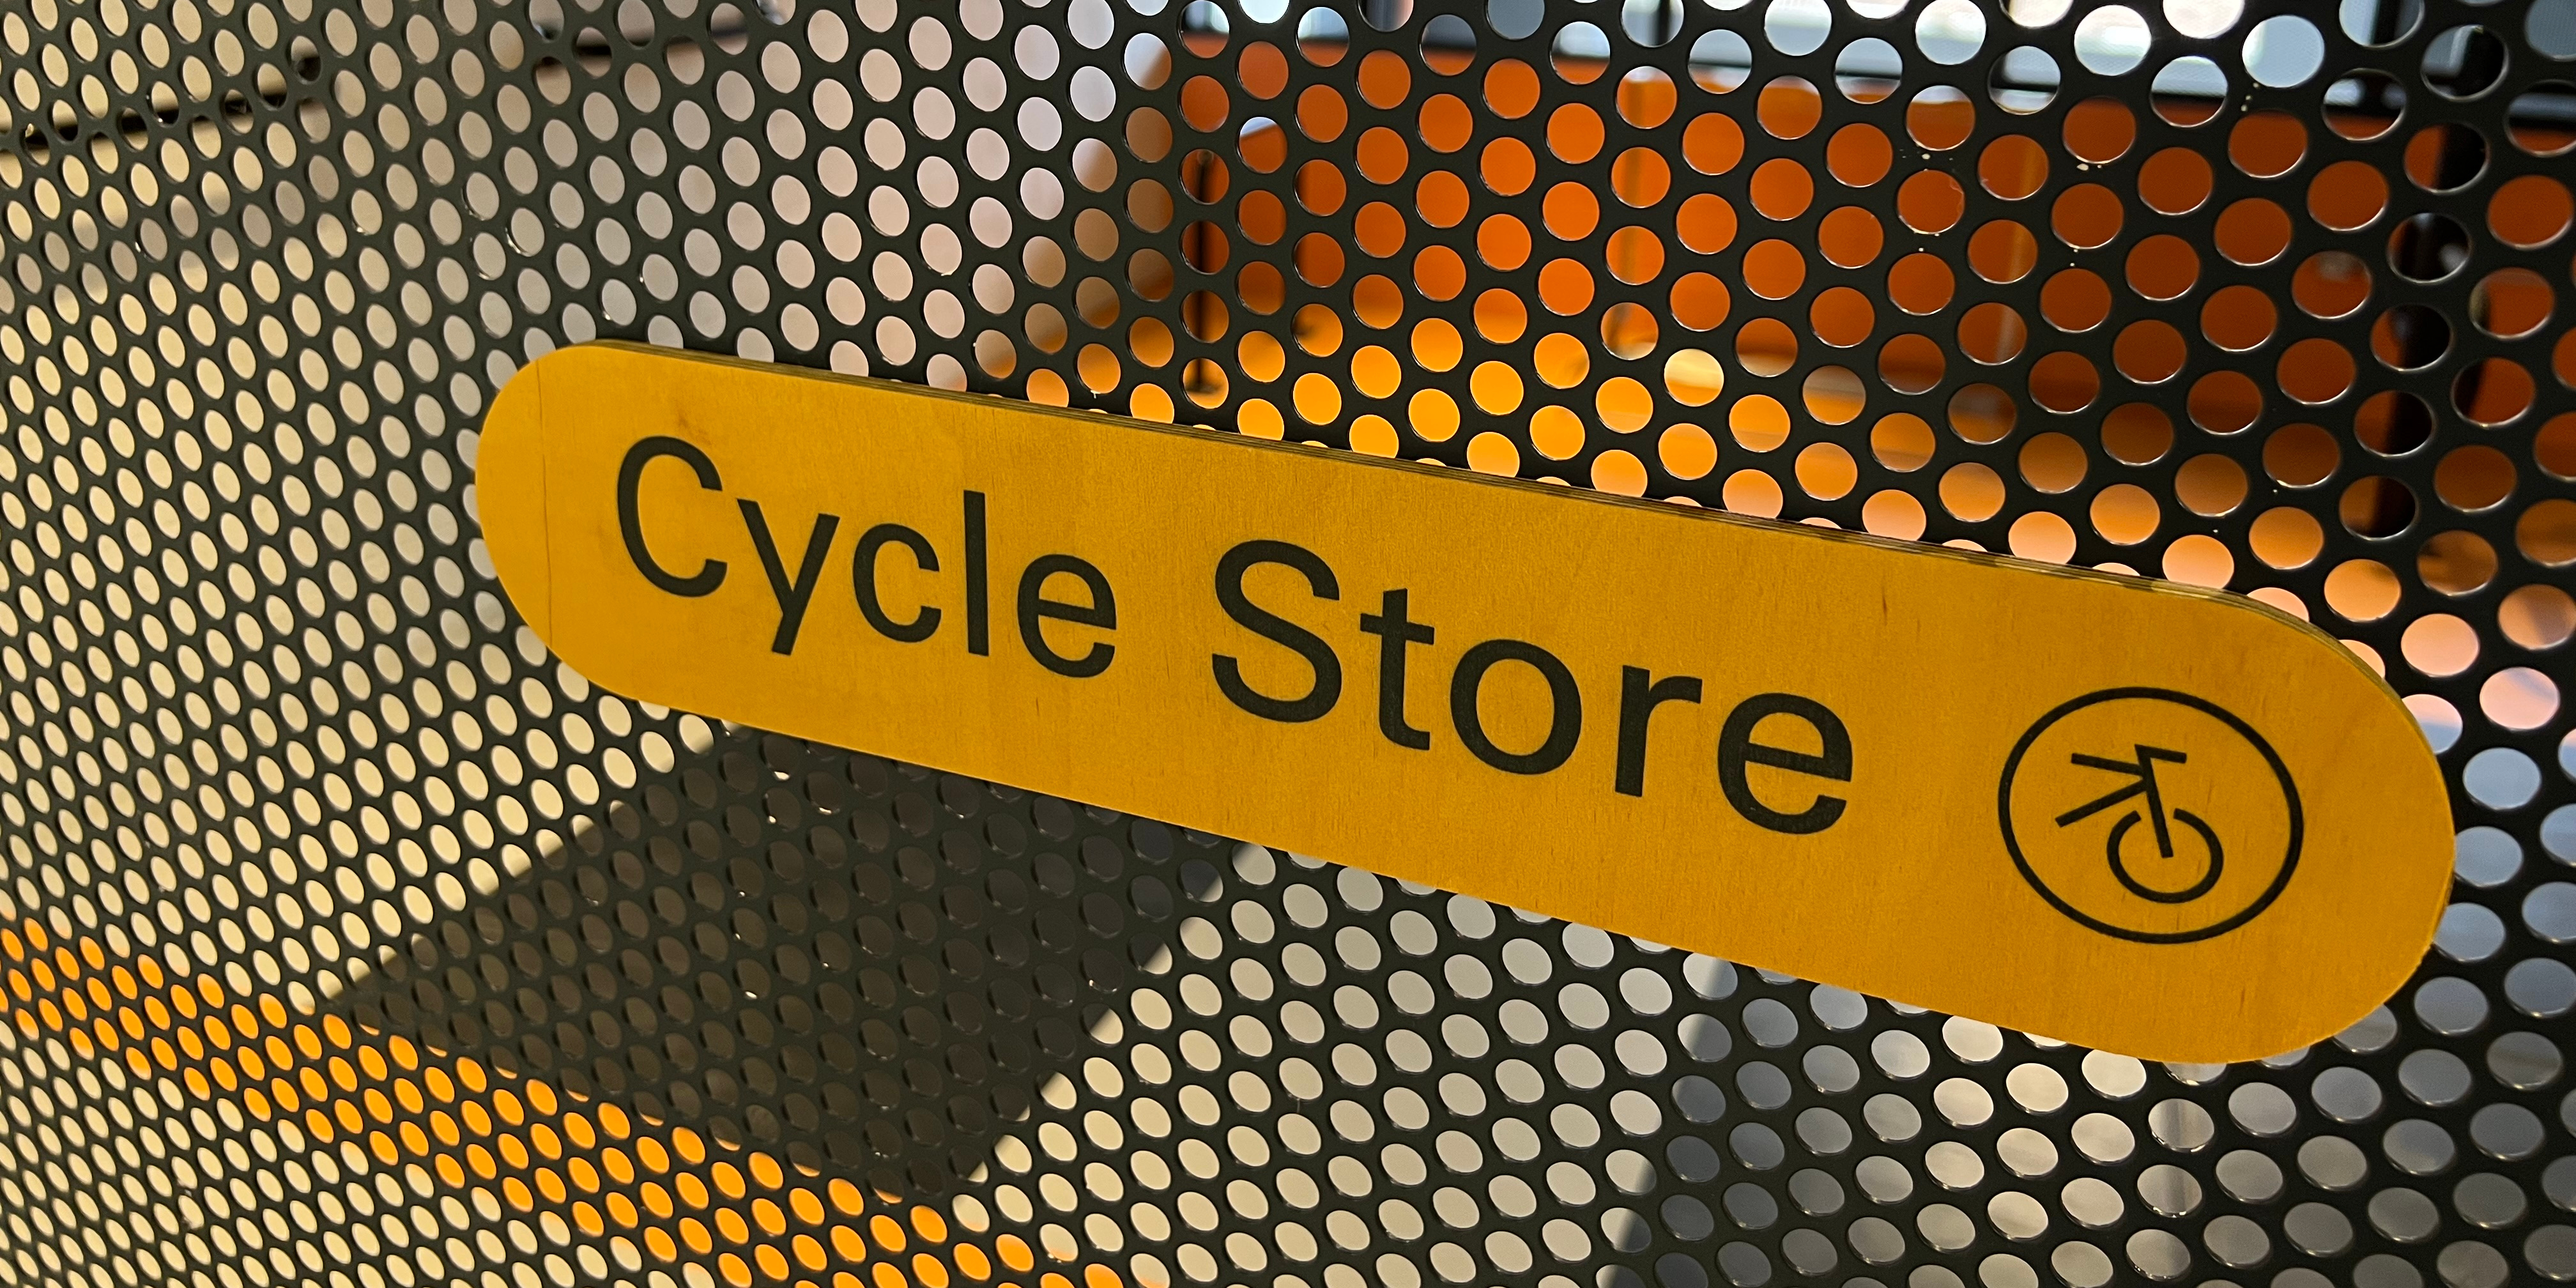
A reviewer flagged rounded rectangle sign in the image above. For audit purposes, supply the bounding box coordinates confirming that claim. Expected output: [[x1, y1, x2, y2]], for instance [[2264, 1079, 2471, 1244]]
[[475, 343, 2451, 1062]]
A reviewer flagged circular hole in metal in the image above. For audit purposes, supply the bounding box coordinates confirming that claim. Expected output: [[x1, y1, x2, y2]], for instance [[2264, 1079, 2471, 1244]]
[[1295, 7, 1349, 63], [2386, 213, 2472, 283], [1766, 0, 1834, 55], [2354, 389, 2439, 454], [1688, 29, 1754, 93], [2341, 0, 2423, 47], [1179, 1, 1230, 56], [2403, 122, 2488, 192], [1623, 0, 1685, 45], [2469, 267, 2555, 339], [1834, 37, 1904, 103], [2422, 25, 2509, 100], [2293, 250, 2375, 319], [2242, 15, 2325, 88], [2150, 56, 2228, 125], [1360, 0, 1413, 33], [1551, 22, 1611, 82], [2341, 476, 2419, 539], [2324, 70, 2406, 140], [1418, 13, 1475, 72], [2506, 82, 2576, 155], [2072, 5, 2150, 77], [1988, 46, 2060, 114]]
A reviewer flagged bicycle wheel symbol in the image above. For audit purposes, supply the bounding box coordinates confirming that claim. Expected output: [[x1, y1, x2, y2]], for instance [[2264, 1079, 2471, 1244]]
[[1999, 689, 2303, 944], [2052, 743, 2227, 904], [2106, 805, 2223, 903]]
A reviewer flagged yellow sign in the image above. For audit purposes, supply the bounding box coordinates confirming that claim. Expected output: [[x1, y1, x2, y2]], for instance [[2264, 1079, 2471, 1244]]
[[477, 343, 2451, 1062]]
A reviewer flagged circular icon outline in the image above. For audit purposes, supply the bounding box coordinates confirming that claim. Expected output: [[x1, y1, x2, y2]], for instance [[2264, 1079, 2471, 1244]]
[[1998, 687, 2304, 944]]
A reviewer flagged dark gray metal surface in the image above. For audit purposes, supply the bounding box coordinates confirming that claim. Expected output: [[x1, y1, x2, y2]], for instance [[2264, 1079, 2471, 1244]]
[[0, 0, 2568, 1285]]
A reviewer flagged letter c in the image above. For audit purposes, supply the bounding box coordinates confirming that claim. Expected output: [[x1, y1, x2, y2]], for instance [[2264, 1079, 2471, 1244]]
[[617, 436, 728, 597]]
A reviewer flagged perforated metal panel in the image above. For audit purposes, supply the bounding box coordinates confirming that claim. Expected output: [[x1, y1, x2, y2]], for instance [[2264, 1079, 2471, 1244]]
[[0, 1, 2570, 1287]]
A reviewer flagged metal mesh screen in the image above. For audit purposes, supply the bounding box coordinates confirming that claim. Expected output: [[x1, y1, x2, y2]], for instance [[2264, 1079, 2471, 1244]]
[[0, 0, 2570, 1287]]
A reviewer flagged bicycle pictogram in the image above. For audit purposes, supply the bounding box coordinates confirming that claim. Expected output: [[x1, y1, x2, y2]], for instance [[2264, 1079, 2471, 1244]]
[[1999, 689, 2303, 944], [2052, 743, 2224, 905]]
